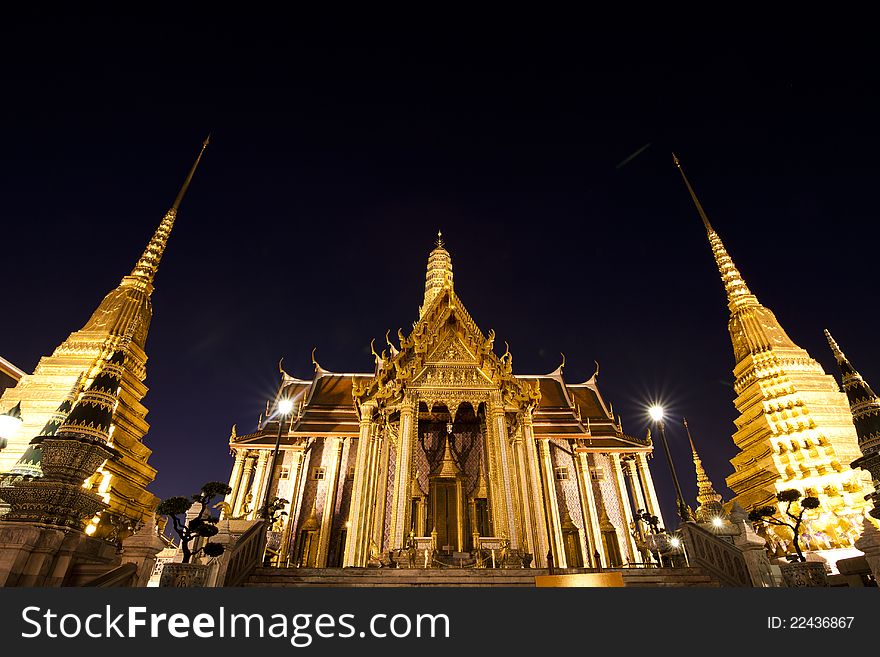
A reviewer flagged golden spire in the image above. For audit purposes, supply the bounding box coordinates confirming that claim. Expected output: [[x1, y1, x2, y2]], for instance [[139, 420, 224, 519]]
[[127, 136, 210, 288], [683, 418, 723, 514], [673, 153, 758, 313], [433, 434, 462, 478], [824, 329, 845, 362], [420, 230, 453, 316]]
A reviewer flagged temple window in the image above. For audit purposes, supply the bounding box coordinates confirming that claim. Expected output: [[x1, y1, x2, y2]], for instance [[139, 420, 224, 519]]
[[280, 466, 290, 480], [555, 466, 569, 481], [590, 468, 605, 481], [313, 467, 326, 480]]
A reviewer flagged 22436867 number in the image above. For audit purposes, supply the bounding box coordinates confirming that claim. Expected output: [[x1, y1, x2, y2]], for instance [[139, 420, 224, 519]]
[[768, 617, 854, 629]]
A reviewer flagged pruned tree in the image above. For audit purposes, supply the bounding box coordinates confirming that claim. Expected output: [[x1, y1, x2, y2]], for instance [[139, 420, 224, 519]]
[[748, 489, 821, 563], [156, 481, 232, 563], [267, 497, 288, 530]]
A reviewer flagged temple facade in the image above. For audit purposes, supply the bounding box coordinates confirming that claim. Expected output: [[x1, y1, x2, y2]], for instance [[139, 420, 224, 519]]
[[675, 156, 874, 553], [0, 139, 209, 535], [224, 236, 665, 570]]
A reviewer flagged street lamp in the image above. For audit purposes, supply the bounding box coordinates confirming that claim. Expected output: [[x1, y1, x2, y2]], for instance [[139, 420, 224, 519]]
[[647, 405, 692, 523], [260, 398, 295, 520], [0, 401, 23, 451]]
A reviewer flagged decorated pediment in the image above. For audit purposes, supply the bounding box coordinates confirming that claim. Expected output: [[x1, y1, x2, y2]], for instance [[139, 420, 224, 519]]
[[426, 331, 478, 365]]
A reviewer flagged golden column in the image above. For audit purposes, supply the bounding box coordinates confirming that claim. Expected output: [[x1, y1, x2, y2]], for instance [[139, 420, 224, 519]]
[[511, 422, 536, 556], [521, 410, 551, 566], [489, 392, 520, 549], [389, 396, 415, 550], [625, 457, 648, 514], [636, 452, 666, 530], [371, 426, 392, 550], [248, 451, 269, 520], [224, 449, 246, 516], [575, 449, 602, 566], [233, 453, 256, 518], [611, 453, 639, 563], [537, 438, 566, 567], [343, 402, 376, 566]]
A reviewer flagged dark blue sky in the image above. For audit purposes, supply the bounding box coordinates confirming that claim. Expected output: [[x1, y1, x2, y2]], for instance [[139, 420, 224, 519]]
[[2, 18, 878, 527]]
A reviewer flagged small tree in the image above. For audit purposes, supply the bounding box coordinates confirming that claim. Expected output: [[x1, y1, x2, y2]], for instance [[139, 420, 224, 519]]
[[156, 481, 232, 564], [267, 497, 289, 531], [748, 489, 821, 563]]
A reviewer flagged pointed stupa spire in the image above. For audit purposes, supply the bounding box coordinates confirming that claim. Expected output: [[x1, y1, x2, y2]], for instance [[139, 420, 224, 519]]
[[824, 330, 880, 458], [673, 153, 759, 313], [683, 418, 723, 519], [433, 433, 462, 478], [420, 230, 453, 316], [127, 136, 210, 288]]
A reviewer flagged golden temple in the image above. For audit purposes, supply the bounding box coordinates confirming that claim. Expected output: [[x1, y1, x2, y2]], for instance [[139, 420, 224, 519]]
[[223, 234, 666, 569], [0, 138, 209, 533], [675, 155, 873, 554]]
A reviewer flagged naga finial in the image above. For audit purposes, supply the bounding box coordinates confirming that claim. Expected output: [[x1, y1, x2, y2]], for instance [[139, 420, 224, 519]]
[[311, 347, 320, 371]]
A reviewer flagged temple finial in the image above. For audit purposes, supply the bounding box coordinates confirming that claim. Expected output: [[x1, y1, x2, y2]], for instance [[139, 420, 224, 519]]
[[128, 137, 209, 287], [673, 152, 713, 234], [172, 134, 210, 212], [436, 230, 444, 248], [675, 153, 758, 312], [683, 417, 696, 453], [824, 329, 845, 362]]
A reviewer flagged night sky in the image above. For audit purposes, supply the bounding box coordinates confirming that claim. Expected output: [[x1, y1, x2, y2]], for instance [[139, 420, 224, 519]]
[[2, 19, 878, 529]]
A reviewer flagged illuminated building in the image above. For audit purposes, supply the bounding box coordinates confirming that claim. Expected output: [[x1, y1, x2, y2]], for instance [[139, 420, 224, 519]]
[[675, 156, 873, 556], [224, 235, 665, 569], [0, 139, 209, 532], [0, 357, 24, 397]]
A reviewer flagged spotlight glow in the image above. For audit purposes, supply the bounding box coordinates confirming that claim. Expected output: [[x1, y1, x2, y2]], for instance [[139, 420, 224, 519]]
[[712, 516, 724, 528], [648, 405, 665, 422], [669, 537, 681, 549], [277, 399, 294, 415]]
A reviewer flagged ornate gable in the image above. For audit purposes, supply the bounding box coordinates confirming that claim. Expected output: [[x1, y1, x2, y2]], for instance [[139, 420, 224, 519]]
[[351, 239, 541, 414]]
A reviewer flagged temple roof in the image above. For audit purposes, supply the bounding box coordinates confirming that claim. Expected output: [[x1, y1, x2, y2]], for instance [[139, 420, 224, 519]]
[[231, 236, 647, 452]]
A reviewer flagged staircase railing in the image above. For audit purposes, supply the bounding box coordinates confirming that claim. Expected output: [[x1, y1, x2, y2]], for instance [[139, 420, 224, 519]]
[[220, 519, 268, 587], [81, 562, 138, 587], [679, 522, 751, 587]]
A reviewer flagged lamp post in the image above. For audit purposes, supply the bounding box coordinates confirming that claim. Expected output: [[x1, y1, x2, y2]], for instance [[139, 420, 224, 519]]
[[647, 405, 692, 523], [260, 398, 295, 520], [0, 401, 23, 451]]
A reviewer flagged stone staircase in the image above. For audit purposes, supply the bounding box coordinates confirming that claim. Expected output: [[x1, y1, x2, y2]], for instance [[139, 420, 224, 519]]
[[242, 566, 720, 587]]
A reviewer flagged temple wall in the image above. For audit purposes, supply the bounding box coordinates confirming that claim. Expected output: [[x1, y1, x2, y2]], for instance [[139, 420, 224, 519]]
[[590, 453, 630, 562], [550, 439, 584, 535]]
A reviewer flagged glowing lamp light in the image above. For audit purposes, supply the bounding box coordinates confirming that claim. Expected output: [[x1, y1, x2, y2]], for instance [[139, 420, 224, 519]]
[[0, 401, 24, 445], [711, 517, 724, 529], [277, 399, 294, 415], [648, 405, 664, 422], [669, 537, 681, 549]]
